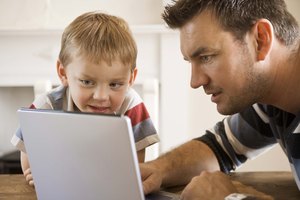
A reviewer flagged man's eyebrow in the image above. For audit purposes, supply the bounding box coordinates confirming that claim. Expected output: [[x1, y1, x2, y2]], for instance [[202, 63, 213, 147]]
[[191, 47, 210, 59], [184, 47, 217, 61]]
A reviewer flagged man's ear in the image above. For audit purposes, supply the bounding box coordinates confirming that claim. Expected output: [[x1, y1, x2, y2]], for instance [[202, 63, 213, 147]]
[[56, 60, 68, 86], [253, 19, 273, 61], [129, 68, 138, 86]]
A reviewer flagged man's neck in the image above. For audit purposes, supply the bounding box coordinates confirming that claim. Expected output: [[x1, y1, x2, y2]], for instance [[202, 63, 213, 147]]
[[264, 42, 300, 114]]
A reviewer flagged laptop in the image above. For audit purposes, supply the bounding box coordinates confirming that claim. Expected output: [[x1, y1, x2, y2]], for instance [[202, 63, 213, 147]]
[[18, 108, 180, 200]]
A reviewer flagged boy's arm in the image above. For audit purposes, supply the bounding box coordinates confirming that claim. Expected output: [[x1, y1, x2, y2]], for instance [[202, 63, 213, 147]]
[[137, 149, 145, 163], [20, 151, 29, 172], [20, 151, 34, 186]]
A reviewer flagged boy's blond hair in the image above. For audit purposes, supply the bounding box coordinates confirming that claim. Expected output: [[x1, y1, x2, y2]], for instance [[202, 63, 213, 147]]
[[59, 11, 137, 71]]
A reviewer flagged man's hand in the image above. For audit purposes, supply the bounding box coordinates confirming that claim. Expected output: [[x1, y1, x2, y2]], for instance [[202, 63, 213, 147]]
[[140, 163, 163, 195], [180, 171, 237, 200], [23, 168, 34, 187]]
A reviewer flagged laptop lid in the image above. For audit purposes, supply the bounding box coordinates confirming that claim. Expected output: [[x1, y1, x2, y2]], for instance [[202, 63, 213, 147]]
[[18, 108, 180, 200], [18, 108, 145, 200]]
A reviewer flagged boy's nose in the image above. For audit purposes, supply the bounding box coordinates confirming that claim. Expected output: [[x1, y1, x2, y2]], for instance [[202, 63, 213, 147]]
[[93, 87, 109, 100]]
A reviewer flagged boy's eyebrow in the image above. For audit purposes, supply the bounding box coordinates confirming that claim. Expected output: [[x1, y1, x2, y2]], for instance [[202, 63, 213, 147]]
[[111, 76, 129, 81], [79, 73, 94, 78]]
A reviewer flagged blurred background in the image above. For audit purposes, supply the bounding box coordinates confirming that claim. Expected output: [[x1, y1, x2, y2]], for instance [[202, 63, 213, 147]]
[[0, 0, 299, 173]]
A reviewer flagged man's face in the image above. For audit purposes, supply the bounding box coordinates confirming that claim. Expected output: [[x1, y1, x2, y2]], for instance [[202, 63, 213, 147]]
[[180, 11, 269, 115]]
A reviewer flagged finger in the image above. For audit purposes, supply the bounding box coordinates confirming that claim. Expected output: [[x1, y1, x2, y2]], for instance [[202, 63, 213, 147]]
[[139, 164, 150, 180], [180, 181, 192, 200], [143, 179, 155, 194], [28, 180, 35, 187], [143, 176, 160, 195], [25, 173, 33, 183], [23, 168, 31, 177], [23, 168, 35, 187]]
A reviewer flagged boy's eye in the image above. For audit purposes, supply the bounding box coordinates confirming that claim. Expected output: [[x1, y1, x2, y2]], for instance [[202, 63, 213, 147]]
[[110, 82, 123, 89], [79, 79, 94, 86]]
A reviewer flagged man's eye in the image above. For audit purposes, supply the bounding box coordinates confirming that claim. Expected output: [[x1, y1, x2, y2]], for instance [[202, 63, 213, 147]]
[[199, 55, 212, 63]]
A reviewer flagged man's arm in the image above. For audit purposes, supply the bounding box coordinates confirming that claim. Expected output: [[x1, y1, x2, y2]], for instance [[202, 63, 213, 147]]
[[141, 139, 219, 194], [158, 140, 219, 187], [137, 149, 145, 163]]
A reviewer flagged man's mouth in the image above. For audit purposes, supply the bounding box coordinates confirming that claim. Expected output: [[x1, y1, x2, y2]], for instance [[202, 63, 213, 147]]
[[210, 92, 221, 103]]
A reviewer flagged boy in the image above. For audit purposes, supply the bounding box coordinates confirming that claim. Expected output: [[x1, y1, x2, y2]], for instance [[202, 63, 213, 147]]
[[11, 11, 159, 186]]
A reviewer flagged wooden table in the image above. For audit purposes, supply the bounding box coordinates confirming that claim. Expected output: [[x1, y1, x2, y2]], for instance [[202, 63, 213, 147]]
[[0, 174, 37, 200], [0, 172, 299, 200], [230, 171, 300, 200]]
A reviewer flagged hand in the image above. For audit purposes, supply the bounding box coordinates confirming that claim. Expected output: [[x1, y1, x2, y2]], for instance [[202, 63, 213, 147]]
[[180, 171, 237, 200], [140, 163, 163, 195], [23, 168, 35, 187]]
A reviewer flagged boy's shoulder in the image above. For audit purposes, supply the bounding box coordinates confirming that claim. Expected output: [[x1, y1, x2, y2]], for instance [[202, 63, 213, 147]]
[[33, 85, 66, 110], [118, 88, 143, 114], [125, 87, 143, 103], [47, 85, 67, 101]]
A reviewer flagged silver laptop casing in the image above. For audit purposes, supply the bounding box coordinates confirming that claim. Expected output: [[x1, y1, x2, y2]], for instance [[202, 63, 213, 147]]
[[18, 109, 145, 200]]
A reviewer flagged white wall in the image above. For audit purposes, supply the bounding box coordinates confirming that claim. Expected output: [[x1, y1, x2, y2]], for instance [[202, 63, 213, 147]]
[[286, 0, 300, 23], [0, 0, 164, 29]]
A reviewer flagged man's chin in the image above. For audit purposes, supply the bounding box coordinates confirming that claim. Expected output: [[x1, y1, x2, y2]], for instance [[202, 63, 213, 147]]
[[216, 105, 236, 116]]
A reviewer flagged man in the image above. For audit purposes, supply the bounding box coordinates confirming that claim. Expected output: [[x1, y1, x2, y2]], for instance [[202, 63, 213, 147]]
[[140, 0, 300, 199]]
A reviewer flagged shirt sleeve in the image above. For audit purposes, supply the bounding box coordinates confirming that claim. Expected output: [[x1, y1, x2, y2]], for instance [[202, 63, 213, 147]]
[[120, 88, 160, 151], [195, 103, 277, 173], [10, 92, 54, 153]]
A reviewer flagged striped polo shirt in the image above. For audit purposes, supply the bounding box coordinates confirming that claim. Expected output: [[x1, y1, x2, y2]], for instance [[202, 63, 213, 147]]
[[11, 85, 159, 153], [197, 103, 300, 190]]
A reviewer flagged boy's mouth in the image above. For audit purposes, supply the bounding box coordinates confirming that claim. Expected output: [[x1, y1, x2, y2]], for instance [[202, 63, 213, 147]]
[[88, 105, 111, 114]]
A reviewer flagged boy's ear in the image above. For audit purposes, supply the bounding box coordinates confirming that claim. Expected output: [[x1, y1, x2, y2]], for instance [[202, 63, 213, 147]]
[[253, 19, 273, 61], [129, 68, 138, 86], [56, 60, 68, 86]]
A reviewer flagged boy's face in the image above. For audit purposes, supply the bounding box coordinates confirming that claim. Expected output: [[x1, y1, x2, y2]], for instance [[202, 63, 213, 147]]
[[57, 55, 136, 114]]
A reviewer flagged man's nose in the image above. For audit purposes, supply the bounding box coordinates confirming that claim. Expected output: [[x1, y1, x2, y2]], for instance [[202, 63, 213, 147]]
[[190, 64, 209, 89]]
